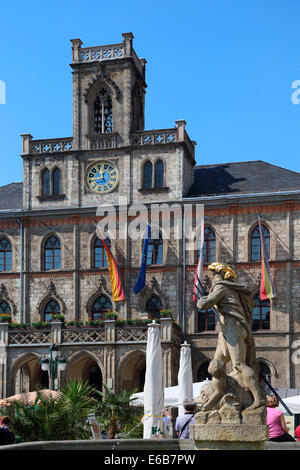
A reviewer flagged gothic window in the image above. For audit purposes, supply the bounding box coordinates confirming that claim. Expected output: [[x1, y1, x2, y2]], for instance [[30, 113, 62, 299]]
[[146, 231, 163, 265], [94, 237, 110, 268], [91, 295, 112, 320], [0, 238, 12, 272], [251, 225, 270, 261], [146, 295, 162, 319], [52, 168, 61, 195], [197, 362, 212, 382], [197, 308, 216, 332], [42, 168, 50, 196], [94, 89, 113, 134], [143, 161, 153, 189], [197, 226, 216, 264], [0, 301, 11, 314], [44, 236, 61, 270], [259, 362, 272, 385], [44, 299, 60, 322], [154, 160, 164, 188], [252, 294, 270, 331]]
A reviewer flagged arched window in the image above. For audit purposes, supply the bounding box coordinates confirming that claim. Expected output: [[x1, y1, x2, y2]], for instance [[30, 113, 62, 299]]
[[146, 230, 163, 265], [0, 301, 11, 315], [154, 160, 164, 188], [91, 295, 112, 320], [94, 89, 113, 134], [146, 295, 162, 319], [52, 168, 61, 195], [197, 226, 216, 264], [42, 168, 50, 196], [0, 238, 12, 272], [44, 236, 61, 270], [251, 225, 270, 261], [94, 238, 110, 268], [44, 299, 60, 322], [197, 362, 212, 382], [252, 293, 270, 331], [143, 161, 153, 189], [197, 308, 216, 332], [259, 362, 272, 387]]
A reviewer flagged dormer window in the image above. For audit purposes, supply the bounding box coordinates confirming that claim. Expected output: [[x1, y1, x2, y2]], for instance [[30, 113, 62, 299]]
[[94, 89, 113, 134]]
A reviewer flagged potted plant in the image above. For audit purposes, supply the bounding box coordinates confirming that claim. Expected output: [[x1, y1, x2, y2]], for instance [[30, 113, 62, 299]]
[[104, 311, 118, 321], [0, 314, 11, 323], [160, 309, 173, 319]]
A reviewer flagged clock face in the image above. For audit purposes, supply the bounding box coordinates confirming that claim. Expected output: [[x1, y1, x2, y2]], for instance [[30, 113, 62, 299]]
[[86, 161, 119, 194]]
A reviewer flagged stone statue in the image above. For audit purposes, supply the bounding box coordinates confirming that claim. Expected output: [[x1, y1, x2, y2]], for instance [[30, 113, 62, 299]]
[[197, 262, 266, 414]]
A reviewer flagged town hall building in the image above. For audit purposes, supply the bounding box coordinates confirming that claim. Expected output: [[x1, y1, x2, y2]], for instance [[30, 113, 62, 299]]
[[0, 33, 300, 398]]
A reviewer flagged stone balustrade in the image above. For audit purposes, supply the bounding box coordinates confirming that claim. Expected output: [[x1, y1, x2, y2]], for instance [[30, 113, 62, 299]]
[[79, 44, 125, 63], [28, 137, 73, 155], [1, 319, 177, 347], [86, 133, 118, 150], [130, 129, 177, 146]]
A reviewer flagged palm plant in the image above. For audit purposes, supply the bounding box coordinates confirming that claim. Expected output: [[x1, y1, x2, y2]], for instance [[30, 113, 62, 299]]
[[93, 384, 142, 439]]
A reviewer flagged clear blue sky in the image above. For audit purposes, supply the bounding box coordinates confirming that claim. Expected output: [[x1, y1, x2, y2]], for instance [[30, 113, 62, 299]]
[[1, 0, 300, 187]]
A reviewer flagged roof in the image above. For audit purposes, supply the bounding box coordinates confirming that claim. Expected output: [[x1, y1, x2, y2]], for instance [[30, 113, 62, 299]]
[[0, 182, 23, 211], [185, 160, 300, 198]]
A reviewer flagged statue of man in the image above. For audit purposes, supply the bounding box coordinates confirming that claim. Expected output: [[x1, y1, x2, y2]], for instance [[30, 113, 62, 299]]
[[197, 262, 265, 411]]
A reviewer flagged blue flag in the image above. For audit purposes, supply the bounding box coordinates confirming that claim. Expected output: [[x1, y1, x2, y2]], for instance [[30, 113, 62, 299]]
[[133, 224, 151, 294]]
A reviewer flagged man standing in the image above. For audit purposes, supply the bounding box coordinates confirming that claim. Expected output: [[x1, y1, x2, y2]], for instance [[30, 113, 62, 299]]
[[175, 401, 197, 439]]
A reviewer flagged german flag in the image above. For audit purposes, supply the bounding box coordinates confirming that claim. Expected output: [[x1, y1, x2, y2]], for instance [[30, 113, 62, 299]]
[[96, 225, 125, 302], [258, 215, 276, 300]]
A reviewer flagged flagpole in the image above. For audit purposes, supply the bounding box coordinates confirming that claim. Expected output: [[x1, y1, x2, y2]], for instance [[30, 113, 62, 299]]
[[182, 208, 186, 340]]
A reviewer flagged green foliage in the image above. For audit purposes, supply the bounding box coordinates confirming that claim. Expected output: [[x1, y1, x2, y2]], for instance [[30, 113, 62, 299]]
[[93, 384, 141, 438]]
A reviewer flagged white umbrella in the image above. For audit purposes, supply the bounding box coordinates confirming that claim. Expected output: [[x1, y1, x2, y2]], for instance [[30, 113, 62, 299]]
[[278, 395, 300, 415], [177, 341, 193, 416], [143, 321, 164, 439], [132, 380, 211, 407]]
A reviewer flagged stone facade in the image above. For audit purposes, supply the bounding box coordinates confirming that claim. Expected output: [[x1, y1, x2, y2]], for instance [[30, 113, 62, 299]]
[[0, 33, 300, 399]]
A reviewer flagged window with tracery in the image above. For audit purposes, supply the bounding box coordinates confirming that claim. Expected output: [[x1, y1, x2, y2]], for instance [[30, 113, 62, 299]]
[[0, 238, 12, 272], [44, 299, 60, 322], [146, 295, 162, 319], [143, 160, 165, 189], [146, 231, 163, 265], [251, 225, 270, 261], [252, 293, 270, 331], [44, 236, 61, 270], [91, 295, 112, 320], [94, 89, 113, 134], [94, 238, 110, 268]]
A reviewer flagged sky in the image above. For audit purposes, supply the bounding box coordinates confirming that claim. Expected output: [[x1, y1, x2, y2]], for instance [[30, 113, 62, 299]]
[[1, 0, 300, 187]]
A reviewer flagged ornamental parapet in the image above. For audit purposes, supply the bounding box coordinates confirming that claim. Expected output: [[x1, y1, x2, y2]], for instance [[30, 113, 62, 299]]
[[21, 136, 73, 155]]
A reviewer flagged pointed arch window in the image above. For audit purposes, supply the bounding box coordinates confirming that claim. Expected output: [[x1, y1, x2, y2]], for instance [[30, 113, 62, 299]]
[[143, 161, 153, 189], [44, 236, 61, 270], [197, 362, 212, 382], [252, 293, 270, 331], [44, 299, 60, 322], [259, 362, 272, 385], [146, 295, 162, 319], [42, 168, 51, 196], [146, 230, 163, 265], [0, 301, 11, 315], [91, 295, 112, 320], [154, 160, 164, 188], [94, 89, 113, 134], [52, 168, 61, 195], [197, 226, 216, 264], [251, 225, 270, 261], [94, 237, 110, 268], [0, 238, 12, 272]]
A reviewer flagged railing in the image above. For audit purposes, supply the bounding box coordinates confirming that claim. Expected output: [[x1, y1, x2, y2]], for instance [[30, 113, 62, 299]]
[[29, 138, 73, 154], [86, 133, 118, 150], [79, 44, 125, 63], [130, 129, 177, 146]]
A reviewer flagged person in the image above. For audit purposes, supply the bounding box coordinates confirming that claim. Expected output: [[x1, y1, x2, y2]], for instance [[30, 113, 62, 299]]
[[0, 416, 15, 445], [162, 408, 172, 437], [175, 401, 197, 439], [197, 262, 265, 411], [266, 395, 295, 442], [294, 425, 300, 441]]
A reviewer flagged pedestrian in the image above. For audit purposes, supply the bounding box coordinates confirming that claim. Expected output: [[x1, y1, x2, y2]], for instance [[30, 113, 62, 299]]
[[0, 416, 15, 445], [175, 400, 197, 439], [294, 425, 300, 441], [266, 395, 295, 442]]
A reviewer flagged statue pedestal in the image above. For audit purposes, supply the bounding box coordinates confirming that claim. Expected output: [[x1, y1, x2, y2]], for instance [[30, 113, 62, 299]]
[[189, 407, 269, 450]]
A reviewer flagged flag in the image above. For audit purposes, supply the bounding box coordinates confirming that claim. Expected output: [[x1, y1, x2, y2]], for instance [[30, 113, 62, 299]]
[[133, 224, 151, 295], [193, 217, 205, 301], [96, 225, 125, 301], [258, 215, 276, 300]]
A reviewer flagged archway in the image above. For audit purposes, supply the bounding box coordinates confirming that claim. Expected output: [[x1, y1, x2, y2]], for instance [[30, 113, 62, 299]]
[[197, 361, 212, 382], [118, 350, 146, 393], [66, 351, 103, 392]]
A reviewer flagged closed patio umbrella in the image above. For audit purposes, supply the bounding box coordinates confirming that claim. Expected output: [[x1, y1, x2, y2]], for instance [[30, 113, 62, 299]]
[[178, 341, 193, 416]]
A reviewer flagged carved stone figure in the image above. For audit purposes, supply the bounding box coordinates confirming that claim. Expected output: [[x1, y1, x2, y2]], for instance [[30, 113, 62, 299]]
[[197, 262, 266, 412]]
